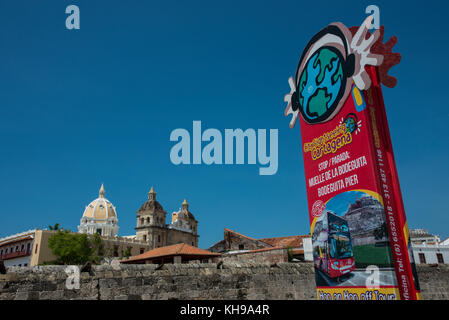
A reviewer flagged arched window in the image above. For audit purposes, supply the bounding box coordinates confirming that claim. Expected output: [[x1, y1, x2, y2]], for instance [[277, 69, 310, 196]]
[[141, 218, 144, 225]]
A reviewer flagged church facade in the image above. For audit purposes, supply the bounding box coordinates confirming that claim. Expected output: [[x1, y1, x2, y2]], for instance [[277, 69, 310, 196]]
[[135, 187, 199, 249], [78, 184, 199, 250]]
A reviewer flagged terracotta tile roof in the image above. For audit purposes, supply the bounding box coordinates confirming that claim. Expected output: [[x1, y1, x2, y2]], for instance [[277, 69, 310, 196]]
[[224, 228, 259, 242], [223, 228, 310, 249], [121, 243, 220, 263], [259, 235, 310, 248]]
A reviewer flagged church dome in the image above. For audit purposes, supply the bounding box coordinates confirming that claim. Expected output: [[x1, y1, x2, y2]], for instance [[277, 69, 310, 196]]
[[78, 184, 119, 237], [83, 184, 117, 219], [137, 186, 166, 214]]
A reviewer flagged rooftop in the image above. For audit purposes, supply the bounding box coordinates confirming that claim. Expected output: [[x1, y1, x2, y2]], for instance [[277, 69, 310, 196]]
[[121, 243, 220, 263], [260, 235, 309, 248]]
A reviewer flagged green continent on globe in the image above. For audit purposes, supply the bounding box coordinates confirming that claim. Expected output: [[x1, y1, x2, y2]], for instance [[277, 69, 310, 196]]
[[298, 47, 344, 121], [308, 89, 331, 117], [314, 48, 343, 85]]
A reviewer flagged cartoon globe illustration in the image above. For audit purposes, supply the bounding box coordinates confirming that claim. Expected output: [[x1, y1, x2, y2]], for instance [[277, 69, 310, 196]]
[[297, 47, 345, 123], [344, 116, 357, 133]]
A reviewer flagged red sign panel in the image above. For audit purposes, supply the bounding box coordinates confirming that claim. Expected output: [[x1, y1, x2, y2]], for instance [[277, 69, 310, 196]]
[[285, 17, 420, 300]]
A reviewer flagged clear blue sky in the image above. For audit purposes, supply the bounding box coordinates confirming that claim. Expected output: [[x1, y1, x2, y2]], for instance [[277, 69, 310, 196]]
[[1, 1, 448, 247]]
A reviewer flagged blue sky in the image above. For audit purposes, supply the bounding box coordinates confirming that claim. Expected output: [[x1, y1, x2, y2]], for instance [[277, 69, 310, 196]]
[[0, 1, 448, 247]]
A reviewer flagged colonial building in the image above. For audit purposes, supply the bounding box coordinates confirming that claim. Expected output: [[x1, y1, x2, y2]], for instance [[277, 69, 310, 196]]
[[208, 228, 313, 262], [0, 229, 50, 267], [409, 229, 449, 265], [0, 184, 154, 266], [135, 187, 199, 249], [0, 184, 201, 266]]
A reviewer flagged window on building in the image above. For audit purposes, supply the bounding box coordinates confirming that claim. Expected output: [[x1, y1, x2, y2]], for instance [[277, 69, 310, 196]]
[[239, 244, 244, 250], [419, 253, 426, 264], [437, 253, 444, 264], [147, 217, 150, 224], [141, 218, 144, 225], [140, 248, 145, 254], [15, 246, 19, 252], [143, 235, 147, 242], [158, 235, 161, 243], [113, 246, 119, 257], [27, 243, 31, 253], [35, 244, 38, 254], [21, 244, 24, 251], [24, 263, 28, 267]]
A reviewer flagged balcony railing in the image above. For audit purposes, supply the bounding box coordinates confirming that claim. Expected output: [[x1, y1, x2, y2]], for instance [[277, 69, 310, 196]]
[[0, 250, 31, 260]]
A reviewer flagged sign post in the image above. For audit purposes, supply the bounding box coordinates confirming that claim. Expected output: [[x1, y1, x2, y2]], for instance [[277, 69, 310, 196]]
[[284, 16, 420, 300]]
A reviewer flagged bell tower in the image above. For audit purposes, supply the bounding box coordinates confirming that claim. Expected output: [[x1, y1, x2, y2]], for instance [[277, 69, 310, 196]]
[[135, 186, 167, 249]]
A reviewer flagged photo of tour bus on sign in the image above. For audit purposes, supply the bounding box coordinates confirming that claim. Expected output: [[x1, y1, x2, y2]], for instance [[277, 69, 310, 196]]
[[312, 211, 356, 279], [312, 190, 398, 288]]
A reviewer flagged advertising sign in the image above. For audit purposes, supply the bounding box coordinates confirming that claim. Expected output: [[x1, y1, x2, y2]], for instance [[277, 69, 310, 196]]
[[284, 16, 420, 300]]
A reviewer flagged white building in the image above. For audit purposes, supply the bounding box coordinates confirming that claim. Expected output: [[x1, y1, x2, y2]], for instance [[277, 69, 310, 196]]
[[410, 229, 449, 265], [412, 244, 449, 265], [0, 230, 35, 267], [303, 236, 313, 261]]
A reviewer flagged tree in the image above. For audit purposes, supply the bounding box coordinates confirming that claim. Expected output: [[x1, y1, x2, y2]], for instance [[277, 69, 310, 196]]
[[90, 232, 105, 263], [48, 223, 60, 231], [47, 230, 97, 265]]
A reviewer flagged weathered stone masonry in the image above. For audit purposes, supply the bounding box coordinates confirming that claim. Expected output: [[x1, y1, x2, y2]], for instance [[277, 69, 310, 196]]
[[0, 263, 448, 300]]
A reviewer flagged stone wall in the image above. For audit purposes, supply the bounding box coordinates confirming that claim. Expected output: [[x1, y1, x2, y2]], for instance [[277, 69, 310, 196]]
[[0, 263, 448, 300], [415, 264, 449, 300], [221, 248, 288, 264]]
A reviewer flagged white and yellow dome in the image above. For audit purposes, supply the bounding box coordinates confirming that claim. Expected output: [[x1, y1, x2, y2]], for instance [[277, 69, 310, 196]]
[[82, 184, 117, 219], [78, 184, 119, 237]]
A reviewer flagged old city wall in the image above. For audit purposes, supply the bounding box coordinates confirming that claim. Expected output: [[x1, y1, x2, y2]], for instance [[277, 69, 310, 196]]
[[0, 263, 448, 300], [221, 248, 288, 264]]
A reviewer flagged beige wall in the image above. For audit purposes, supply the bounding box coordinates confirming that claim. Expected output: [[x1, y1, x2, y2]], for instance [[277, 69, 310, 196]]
[[137, 227, 198, 250], [101, 238, 150, 258], [166, 229, 198, 247], [30, 230, 58, 266]]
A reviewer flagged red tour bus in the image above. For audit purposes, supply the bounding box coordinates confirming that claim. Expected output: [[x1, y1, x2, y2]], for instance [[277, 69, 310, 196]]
[[312, 211, 355, 278]]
